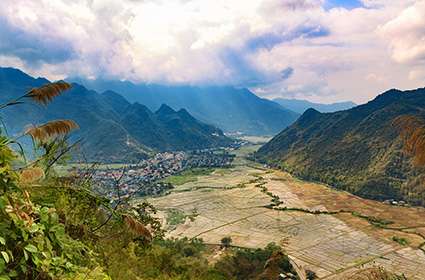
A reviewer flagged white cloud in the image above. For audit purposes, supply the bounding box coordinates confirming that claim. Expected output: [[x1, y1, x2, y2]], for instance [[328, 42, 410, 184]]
[[0, 0, 424, 103], [379, 1, 425, 64]]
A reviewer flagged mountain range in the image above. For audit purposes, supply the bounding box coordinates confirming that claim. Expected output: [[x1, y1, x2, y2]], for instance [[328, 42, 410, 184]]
[[0, 67, 233, 162], [71, 78, 300, 135], [273, 98, 356, 114], [257, 88, 425, 205]]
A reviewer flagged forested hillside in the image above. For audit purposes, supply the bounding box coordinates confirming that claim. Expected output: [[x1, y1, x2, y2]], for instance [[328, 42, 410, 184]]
[[72, 78, 300, 135], [0, 68, 233, 163], [257, 88, 425, 205]]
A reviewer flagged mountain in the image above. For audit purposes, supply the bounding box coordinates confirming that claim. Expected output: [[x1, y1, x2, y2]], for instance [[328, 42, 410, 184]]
[[256, 88, 425, 205], [0, 67, 233, 162], [119, 102, 233, 151], [273, 98, 356, 113], [70, 78, 300, 135]]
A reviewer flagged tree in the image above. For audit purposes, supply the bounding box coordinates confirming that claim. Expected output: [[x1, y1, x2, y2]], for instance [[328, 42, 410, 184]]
[[220, 236, 232, 248]]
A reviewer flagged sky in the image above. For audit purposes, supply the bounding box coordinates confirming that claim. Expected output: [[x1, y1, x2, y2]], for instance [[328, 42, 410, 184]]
[[0, 0, 424, 103]]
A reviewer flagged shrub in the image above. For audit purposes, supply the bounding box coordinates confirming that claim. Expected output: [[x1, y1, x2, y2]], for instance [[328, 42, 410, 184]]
[[220, 237, 232, 249]]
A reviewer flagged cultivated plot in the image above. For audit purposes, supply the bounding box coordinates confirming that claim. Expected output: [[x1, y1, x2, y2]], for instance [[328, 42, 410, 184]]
[[146, 163, 425, 279]]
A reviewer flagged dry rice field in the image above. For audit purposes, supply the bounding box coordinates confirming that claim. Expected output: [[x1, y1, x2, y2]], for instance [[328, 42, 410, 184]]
[[145, 148, 425, 279]]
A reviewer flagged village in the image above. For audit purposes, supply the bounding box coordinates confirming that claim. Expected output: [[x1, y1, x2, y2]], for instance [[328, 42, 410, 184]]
[[86, 149, 236, 201]]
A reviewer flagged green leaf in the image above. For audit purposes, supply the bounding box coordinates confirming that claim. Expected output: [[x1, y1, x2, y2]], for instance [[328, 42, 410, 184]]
[[0, 252, 9, 264], [31, 255, 40, 266], [22, 231, 28, 241], [50, 212, 59, 224], [29, 223, 39, 233], [24, 244, 37, 253], [0, 276, 11, 280], [0, 237, 5, 245], [23, 250, 28, 261], [5, 251, 12, 262], [20, 264, 27, 273], [0, 258, 5, 273], [0, 197, 6, 209]]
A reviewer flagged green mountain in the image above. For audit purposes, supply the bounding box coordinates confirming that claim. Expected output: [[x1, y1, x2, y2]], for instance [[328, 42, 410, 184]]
[[256, 88, 425, 205], [71, 78, 300, 135], [273, 98, 356, 114], [0, 67, 233, 162]]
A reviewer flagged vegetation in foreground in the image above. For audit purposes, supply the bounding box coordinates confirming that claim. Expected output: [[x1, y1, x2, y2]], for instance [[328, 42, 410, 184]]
[[0, 82, 299, 279]]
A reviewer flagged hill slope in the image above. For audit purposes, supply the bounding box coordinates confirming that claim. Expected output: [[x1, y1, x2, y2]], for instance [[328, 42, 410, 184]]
[[256, 88, 425, 205], [273, 98, 356, 113], [0, 67, 233, 162], [71, 78, 300, 135]]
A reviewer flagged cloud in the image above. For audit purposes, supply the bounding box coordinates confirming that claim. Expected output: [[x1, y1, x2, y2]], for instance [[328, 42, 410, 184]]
[[246, 25, 330, 51], [281, 67, 294, 80], [0, 0, 423, 103], [0, 17, 76, 66], [379, 1, 425, 64]]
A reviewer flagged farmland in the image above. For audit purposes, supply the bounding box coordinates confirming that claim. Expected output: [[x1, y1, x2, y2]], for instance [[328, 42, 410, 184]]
[[144, 145, 425, 279]]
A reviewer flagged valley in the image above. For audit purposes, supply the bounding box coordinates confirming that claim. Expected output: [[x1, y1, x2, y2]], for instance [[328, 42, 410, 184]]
[[143, 144, 425, 279], [2, 2, 425, 279]]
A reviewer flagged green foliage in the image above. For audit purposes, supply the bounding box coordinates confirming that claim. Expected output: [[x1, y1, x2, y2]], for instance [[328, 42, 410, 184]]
[[0, 137, 18, 193], [351, 212, 394, 228], [101, 238, 224, 280], [166, 209, 187, 226], [220, 237, 232, 249], [214, 243, 294, 280], [0, 189, 108, 279], [34, 136, 73, 175], [257, 88, 425, 205], [163, 168, 215, 186], [392, 236, 409, 246]]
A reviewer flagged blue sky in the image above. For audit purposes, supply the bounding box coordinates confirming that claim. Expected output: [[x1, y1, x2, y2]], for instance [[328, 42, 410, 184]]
[[0, 0, 424, 103], [325, 0, 364, 10]]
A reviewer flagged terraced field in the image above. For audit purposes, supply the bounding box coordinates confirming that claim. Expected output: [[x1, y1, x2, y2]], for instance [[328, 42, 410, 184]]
[[145, 146, 425, 279]]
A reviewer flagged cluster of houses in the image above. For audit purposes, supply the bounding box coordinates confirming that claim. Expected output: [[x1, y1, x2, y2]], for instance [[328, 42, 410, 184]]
[[185, 149, 235, 168], [86, 149, 235, 201], [88, 152, 185, 200], [383, 199, 409, 207]]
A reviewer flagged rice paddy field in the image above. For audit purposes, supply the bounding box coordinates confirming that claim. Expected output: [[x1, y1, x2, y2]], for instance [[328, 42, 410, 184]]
[[140, 145, 425, 279]]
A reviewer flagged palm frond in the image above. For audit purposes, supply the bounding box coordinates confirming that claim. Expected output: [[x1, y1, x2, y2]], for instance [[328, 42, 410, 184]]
[[25, 81, 72, 105], [26, 120, 79, 141], [123, 215, 152, 240]]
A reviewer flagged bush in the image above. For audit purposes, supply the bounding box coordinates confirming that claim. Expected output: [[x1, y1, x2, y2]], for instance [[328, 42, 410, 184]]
[[220, 237, 232, 249], [214, 243, 294, 280]]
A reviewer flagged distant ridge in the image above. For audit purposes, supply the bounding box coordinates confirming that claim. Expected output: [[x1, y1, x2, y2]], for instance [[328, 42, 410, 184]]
[[273, 98, 356, 114], [0, 67, 234, 162], [257, 87, 425, 205], [70, 78, 300, 135]]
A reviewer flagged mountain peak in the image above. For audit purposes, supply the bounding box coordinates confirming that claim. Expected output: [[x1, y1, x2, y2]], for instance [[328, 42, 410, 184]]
[[0, 67, 42, 85], [273, 98, 356, 113], [155, 104, 176, 115], [257, 86, 425, 205], [298, 107, 321, 122]]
